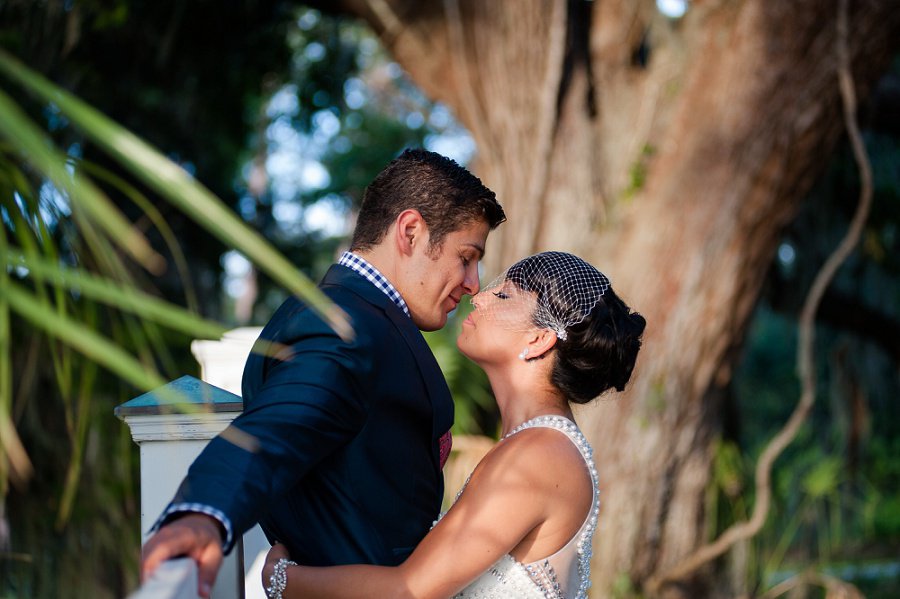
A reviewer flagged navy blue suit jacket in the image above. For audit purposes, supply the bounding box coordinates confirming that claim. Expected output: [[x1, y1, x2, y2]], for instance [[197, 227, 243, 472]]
[[170, 264, 454, 566]]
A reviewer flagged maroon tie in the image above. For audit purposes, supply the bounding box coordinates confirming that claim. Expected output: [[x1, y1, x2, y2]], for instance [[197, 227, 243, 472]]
[[438, 430, 452, 469]]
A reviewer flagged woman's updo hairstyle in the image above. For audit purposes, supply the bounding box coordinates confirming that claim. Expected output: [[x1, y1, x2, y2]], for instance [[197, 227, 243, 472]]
[[505, 252, 646, 404], [551, 287, 646, 402]]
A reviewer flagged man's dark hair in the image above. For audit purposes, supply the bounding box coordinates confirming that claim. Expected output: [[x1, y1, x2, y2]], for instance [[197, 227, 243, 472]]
[[349, 149, 506, 253]]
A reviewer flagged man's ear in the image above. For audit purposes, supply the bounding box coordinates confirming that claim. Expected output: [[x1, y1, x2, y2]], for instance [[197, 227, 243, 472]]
[[394, 209, 426, 256], [526, 329, 558, 360]]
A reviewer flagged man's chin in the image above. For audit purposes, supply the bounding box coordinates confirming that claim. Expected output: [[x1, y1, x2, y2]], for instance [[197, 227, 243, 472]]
[[431, 314, 449, 331], [412, 313, 446, 332]]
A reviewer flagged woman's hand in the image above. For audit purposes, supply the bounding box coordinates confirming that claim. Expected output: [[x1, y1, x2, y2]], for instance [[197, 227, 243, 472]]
[[262, 542, 291, 590]]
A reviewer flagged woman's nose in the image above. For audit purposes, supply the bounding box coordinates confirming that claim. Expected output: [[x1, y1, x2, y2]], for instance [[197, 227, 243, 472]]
[[471, 291, 486, 309]]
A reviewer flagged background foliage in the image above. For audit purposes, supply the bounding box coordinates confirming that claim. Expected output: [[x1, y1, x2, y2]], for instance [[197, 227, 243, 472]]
[[720, 68, 900, 595], [0, 2, 897, 598]]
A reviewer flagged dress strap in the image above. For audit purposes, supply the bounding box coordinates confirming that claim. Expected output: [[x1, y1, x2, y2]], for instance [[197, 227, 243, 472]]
[[503, 416, 593, 462]]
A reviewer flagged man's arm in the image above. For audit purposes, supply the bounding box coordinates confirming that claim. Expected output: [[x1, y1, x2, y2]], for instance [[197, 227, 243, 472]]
[[140, 309, 376, 594]]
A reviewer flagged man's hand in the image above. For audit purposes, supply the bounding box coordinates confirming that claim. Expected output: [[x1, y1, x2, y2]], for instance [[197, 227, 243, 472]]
[[141, 513, 225, 598]]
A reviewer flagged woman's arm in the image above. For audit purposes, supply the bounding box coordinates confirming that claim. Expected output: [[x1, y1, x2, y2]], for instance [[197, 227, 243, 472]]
[[263, 430, 572, 599], [263, 545, 413, 599]]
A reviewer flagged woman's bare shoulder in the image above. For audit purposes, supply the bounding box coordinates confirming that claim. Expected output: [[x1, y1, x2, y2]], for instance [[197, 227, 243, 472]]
[[471, 426, 590, 494]]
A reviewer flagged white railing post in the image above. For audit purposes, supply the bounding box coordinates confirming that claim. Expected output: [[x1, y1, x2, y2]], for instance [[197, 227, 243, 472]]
[[117, 327, 266, 599], [116, 375, 244, 599], [190, 327, 262, 398]]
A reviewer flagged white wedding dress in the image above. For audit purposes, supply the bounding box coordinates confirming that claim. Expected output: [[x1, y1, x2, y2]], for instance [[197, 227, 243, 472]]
[[447, 416, 600, 599]]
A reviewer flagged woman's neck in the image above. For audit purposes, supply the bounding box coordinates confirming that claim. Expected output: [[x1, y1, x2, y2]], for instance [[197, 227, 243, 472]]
[[483, 361, 571, 437]]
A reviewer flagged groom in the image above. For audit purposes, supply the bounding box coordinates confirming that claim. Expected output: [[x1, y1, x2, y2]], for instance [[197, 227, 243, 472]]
[[141, 149, 506, 597]]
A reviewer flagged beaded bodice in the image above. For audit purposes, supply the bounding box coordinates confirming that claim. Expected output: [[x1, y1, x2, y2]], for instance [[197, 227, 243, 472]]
[[450, 416, 599, 599]]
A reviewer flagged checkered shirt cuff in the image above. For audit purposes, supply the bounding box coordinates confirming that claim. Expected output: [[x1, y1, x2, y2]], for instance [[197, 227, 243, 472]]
[[151, 503, 233, 551]]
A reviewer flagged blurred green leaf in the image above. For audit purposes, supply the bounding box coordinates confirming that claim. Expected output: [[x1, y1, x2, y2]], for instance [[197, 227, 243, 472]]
[[802, 456, 843, 499], [713, 439, 746, 498], [0, 48, 351, 341], [0, 84, 164, 273], [79, 160, 201, 312], [4, 280, 167, 391], [5, 251, 227, 339]]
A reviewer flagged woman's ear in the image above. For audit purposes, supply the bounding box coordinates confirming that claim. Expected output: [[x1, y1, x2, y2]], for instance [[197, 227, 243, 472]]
[[394, 209, 425, 256], [526, 329, 557, 361]]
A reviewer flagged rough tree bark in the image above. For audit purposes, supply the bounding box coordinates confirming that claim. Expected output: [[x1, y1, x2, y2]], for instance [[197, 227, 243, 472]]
[[318, 1, 900, 596]]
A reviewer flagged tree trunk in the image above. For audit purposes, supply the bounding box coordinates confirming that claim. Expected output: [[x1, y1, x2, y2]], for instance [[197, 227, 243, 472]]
[[324, 0, 900, 595]]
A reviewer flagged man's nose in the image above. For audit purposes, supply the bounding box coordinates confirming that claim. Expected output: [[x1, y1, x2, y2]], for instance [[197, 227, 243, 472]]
[[462, 265, 480, 296]]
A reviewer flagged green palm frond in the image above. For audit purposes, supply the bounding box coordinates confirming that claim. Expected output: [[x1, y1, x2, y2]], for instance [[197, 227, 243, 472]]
[[0, 49, 351, 341], [0, 49, 350, 502]]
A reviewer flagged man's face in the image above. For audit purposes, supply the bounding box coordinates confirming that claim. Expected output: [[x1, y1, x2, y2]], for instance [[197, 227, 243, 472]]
[[403, 219, 491, 332]]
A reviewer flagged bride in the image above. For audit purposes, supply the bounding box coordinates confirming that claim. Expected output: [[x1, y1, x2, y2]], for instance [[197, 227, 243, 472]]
[[262, 251, 645, 599]]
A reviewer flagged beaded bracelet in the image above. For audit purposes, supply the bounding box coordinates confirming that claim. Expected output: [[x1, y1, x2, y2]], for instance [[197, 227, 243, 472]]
[[265, 557, 297, 599]]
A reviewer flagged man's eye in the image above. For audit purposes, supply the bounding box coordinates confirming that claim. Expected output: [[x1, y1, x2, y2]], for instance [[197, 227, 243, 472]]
[[493, 292, 508, 300]]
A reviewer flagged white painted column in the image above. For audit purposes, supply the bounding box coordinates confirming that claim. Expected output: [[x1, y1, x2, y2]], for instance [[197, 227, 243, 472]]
[[117, 327, 267, 599], [117, 375, 243, 599], [191, 327, 262, 397]]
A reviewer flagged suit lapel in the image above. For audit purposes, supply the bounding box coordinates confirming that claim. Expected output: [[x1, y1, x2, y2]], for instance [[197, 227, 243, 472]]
[[383, 308, 454, 477], [322, 266, 454, 471], [383, 308, 454, 429]]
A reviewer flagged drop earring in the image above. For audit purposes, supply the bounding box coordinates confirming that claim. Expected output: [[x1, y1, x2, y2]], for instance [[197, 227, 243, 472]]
[[518, 348, 529, 361]]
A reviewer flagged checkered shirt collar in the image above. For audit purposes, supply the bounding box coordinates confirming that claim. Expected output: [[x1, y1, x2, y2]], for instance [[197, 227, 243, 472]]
[[338, 251, 410, 317]]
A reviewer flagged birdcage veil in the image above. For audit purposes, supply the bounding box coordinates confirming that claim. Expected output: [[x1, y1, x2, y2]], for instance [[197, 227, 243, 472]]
[[473, 251, 610, 340]]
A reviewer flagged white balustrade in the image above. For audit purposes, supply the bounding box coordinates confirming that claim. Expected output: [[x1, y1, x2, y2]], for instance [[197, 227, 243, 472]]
[[126, 558, 199, 599]]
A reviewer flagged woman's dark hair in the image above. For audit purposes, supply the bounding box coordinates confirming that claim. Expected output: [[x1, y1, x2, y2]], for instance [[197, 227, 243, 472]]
[[551, 287, 646, 403], [507, 252, 646, 403], [350, 148, 506, 253]]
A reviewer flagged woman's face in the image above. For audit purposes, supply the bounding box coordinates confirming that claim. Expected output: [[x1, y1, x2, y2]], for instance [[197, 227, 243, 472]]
[[456, 280, 538, 365]]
